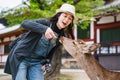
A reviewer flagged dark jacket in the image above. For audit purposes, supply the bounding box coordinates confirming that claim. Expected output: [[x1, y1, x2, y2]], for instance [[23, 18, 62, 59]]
[[4, 18, 63, 80]]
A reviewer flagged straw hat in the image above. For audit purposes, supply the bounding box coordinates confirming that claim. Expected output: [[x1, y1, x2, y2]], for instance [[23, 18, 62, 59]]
[[56, 3, 76, 19]]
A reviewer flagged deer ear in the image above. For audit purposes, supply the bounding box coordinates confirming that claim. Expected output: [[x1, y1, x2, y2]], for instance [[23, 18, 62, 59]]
[[88, 44, 101, 52], [72, 41, 76, 45]]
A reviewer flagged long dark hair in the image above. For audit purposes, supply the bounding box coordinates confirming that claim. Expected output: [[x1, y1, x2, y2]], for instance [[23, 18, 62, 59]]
[[50, 12, 74, 39]]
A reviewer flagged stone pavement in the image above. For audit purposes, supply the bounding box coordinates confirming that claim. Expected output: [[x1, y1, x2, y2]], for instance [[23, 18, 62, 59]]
[[0, 68, 12, 80], [0, 68, 90, 80], [60, 69, 90, 80]]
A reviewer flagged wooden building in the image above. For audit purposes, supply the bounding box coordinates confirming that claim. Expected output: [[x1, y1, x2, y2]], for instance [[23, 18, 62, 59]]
[[76, 11, 120, 70], [75, 0, 120, 70], [94, 12, 120, 70]]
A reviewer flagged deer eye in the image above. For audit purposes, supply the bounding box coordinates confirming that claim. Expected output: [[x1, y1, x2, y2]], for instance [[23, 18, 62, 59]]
[[72, 41, 76, 45]]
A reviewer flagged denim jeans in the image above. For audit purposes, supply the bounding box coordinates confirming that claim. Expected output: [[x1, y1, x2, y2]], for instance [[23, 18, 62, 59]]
[[15, 58, 44, 80]]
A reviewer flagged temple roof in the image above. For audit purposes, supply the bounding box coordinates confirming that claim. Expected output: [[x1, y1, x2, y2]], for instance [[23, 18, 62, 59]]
[[0, 24, 20, 35]]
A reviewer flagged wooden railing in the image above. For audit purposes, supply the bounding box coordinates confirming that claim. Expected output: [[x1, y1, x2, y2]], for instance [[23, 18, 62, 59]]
[[98, 41, 120, 54]]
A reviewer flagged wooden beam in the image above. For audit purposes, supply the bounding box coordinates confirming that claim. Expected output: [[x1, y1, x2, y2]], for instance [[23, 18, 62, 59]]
[[0, 30, 27, 45], [95, 21, 120, 30], [0, 29, 27, 38]]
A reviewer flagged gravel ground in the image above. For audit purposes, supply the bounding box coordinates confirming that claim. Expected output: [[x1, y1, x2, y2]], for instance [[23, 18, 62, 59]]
[[61, 69, 90, 80], [0, 74, 12, 80], [0, 69, 90, 80]]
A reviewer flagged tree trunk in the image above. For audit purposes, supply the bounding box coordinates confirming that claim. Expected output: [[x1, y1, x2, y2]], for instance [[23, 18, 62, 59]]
[[45, 46, 62, 80], [60, 37, 120, 80]]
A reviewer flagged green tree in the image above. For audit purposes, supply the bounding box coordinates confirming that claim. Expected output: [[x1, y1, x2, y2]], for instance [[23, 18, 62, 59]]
[[3, 0, 106, 27]]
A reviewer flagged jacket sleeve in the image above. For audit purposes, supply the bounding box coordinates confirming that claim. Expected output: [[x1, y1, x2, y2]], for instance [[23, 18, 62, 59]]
[[21, 18, 50, 34]]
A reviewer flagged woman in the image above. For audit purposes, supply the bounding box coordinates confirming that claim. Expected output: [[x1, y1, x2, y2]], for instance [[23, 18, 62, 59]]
[[4, 3, 76, 80]]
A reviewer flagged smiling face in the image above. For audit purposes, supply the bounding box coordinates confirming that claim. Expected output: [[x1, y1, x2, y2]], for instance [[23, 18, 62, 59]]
[[56, 12, 73, 29]]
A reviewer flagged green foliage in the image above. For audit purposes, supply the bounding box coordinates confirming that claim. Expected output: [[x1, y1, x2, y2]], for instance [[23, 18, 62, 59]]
[[6, 8, 53, 27], [77, 20, 90, 39], [2, 0, 119, 28], [75, 0, 105, 19], [29, 0, 40, 9], [77, 20, 90, 29]]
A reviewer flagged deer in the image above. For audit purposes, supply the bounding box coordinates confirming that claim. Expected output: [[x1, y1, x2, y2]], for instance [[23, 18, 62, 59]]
[[60, 36, 120, 80]]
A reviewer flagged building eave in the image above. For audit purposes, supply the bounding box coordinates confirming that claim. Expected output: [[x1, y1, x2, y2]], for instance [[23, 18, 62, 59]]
[[0, 24, 20, 35], [94, 0, 120, 11]]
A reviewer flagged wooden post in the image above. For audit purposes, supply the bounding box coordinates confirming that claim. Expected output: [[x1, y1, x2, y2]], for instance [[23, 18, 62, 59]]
[[60, 37, 120, 80]]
